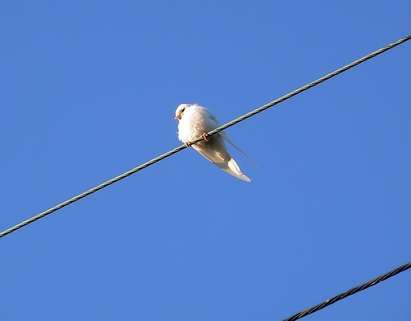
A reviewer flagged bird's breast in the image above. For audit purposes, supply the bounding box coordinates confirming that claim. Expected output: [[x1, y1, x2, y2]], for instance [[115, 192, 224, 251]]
[[178, 108, 213, 143]]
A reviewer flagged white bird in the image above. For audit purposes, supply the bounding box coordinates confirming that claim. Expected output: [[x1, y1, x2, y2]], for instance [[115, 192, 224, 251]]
[[175, 103, 251, 182]]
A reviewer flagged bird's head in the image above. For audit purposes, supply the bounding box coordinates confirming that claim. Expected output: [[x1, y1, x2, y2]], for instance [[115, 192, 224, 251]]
[[175, 103, 191, 121]]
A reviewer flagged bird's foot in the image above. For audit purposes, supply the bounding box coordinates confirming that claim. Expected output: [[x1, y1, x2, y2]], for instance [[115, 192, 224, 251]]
[[201, 133, 209, 142], [184, 141, 192, 148]]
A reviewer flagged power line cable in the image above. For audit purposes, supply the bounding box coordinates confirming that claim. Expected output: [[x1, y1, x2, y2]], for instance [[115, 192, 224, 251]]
[[1, 34, 410, 238], [283, 262, 411, 321]]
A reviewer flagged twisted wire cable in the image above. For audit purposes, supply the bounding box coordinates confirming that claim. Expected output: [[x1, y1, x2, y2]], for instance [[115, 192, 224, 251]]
[[1, 34, 410, 238], [283, 262, 411, 321]]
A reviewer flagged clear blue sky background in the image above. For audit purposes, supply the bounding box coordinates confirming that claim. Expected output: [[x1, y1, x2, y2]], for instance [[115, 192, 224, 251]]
[[1, 1, 410, 320]]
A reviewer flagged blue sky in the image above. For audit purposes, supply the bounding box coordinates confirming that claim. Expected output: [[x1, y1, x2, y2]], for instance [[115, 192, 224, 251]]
[[1, 1, 410, 320]]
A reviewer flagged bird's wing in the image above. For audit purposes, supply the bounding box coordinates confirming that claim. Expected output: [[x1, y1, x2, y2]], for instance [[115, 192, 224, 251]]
[[206, 112, 254, 164], [193, 136, 251, 182]]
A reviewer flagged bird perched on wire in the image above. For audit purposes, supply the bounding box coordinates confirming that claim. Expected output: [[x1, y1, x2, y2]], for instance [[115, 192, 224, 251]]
[[175, 103, 251, 182]]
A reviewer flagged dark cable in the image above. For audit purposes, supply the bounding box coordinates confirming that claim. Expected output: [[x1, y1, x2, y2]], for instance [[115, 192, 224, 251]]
[[283, 262, 411, 321], [1, 34, 410, 238]]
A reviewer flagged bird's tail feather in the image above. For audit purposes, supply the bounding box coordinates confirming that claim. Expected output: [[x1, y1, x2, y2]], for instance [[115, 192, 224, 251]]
[[222, 133, 257, 168], [224, 158, 251, 183]]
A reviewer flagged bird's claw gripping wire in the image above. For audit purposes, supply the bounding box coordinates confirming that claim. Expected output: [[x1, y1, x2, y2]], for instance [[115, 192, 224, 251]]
[[184, 133, 209, 148]]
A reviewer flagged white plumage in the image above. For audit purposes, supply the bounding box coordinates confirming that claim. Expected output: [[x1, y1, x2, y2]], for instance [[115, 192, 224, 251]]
[[175, 103, 251, 182]]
